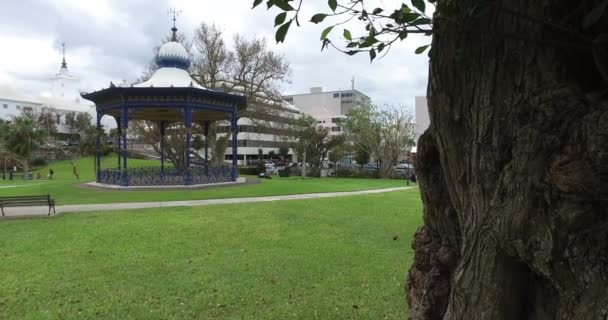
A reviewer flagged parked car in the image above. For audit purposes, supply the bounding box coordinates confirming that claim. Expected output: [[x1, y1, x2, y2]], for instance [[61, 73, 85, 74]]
[[265, 163, 276, 174], [393, 163, 414, 171]]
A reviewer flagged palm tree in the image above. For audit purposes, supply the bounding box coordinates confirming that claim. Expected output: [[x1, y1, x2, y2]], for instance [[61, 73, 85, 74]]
[[1, 115, 46, 179]]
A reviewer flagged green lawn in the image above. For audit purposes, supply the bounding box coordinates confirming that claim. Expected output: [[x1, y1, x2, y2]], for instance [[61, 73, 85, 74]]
[[0, 156, 408, 205], [0, 189, 421, 319]]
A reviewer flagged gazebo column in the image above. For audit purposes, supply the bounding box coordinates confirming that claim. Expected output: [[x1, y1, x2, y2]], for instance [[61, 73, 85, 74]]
[[204, 121, 209, 175], [121, 105, 129, 186], [231, 110, 238, 182], [116, 117, 121, 170], [96, 113, 102, 183], [159, 121, 165, 173], [184, 106, 192, 185]]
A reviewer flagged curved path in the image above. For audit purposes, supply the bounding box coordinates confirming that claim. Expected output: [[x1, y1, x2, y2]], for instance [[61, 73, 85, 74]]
[[1, 186, 414, 218]]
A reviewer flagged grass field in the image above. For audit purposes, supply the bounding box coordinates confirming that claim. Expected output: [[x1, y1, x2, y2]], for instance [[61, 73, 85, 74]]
[[0, 156, 408, 205], [0, 189, 421, 319]]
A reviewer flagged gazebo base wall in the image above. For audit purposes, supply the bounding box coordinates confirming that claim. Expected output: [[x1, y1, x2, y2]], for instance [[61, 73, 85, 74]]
[[99, 166, 237, 186]]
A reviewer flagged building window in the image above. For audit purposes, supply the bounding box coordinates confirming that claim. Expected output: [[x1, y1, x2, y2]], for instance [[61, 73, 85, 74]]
[[331, 117, 341, 123], [2, 104, 7, 109], [332, 127, 341, 132], [56, 115, 61, 125], [16, 105, 21, 110], [284, 97, 293, 102], [333, 93, 339, 98]]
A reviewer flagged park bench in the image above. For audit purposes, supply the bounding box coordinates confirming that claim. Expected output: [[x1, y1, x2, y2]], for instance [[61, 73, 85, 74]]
[[0, 195, 56, 216]]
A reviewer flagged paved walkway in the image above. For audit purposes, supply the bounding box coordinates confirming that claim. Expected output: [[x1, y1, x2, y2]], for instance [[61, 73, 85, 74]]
[[1, 187, 413, 218]]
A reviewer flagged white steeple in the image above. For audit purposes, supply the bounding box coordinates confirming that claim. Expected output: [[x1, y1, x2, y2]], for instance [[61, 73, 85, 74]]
[[50, 42, 80, 101]]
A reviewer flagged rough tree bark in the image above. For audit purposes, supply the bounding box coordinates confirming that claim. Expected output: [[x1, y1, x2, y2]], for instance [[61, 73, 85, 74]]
[[407, 1, 608, 319]]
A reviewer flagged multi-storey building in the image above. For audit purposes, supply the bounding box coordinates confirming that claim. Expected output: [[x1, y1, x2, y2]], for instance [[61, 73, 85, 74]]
[[215, 86, 303, 165], [283, 86, 371, 135]]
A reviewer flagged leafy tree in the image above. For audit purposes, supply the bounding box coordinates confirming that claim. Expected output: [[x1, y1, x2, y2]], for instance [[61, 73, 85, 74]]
[[291, 115, 346, 176], [211, 135, 229, 166], [0, 115, 46, 178], [253, 0, 608, 318], [354, 147, 370, 169], [64, 112, 93, 138], [345, 104, 414, 177], [191, 135, 205, 154], [33, 107, 58, 141], [278, 145, 290, 160], [268, 150, 277, 159]]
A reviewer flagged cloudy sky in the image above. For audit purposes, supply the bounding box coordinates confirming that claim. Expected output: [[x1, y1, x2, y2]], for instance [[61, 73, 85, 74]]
[[0, 0, 429, 107]]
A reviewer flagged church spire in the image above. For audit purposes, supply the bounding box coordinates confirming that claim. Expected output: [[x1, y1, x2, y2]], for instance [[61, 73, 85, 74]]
[[61, 42, 68, 69]]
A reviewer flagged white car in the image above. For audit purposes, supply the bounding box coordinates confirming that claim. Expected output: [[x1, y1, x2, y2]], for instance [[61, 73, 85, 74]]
[[265, 163, 276, 174]]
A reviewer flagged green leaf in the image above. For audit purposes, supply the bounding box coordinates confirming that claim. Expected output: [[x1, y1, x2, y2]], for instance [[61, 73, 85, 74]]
[[275, 12, 287, 26], [275, 20, 292, 43], [346, 50, 359, 56], [343, 29, 352, 41], [328, 0, 337, 12], [415, 45, 430, 54], [412, 0, 425, 12], [321, 26, 334, 40], [399, 31, 408, 40], [377, 43, 385, 52], [273, 0, 295, 11], [369, 48, 376, 61], [252, 0, 263, 8], [410, 18, 431, 26], [372, 8, 384, 15], [583, 0, 608, 28], [311, 14, 327, 24]]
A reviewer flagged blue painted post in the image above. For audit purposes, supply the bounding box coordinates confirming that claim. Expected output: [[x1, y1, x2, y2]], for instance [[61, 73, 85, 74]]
[[116, 117, 121, 170], [184, 106, 192, 185], [231, 110, 238, 182], [121, 105, 129, 186], [96, 113, 102, 183], [160, 121, 165, 173], [204, 121, 209, 176]]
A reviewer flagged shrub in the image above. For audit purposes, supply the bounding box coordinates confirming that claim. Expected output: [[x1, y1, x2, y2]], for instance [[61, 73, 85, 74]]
[[336, 168, 379, 179], [278, 168, 290, 177], [31, 158, 47, 167], [100, 143, 112, 156], [239, 167, 259, 175]]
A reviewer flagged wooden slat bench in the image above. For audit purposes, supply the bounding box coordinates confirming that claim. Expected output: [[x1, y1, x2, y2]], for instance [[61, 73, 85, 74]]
[[0, 195, 56, 216]]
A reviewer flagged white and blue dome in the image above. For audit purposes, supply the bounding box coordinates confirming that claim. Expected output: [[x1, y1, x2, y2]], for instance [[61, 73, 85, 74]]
[[157, 41, 190, 70]]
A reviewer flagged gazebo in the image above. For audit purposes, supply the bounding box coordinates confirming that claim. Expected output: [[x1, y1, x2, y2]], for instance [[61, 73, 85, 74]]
[[82, 25, 246, 187]]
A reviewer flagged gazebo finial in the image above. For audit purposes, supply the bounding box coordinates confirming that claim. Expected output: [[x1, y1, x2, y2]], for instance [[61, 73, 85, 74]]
[[168, 8, 182, 42]]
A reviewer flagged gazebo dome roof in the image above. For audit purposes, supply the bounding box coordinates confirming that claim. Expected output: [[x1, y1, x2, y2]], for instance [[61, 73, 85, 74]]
[[157, 41, 190, 69]]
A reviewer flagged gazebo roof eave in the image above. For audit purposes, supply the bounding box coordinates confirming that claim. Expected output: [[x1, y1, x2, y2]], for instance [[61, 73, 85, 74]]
[[81, 86, 247, 110]]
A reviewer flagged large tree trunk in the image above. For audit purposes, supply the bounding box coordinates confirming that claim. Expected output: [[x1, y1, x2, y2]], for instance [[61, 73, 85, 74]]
[[407, 1, 608, 319]]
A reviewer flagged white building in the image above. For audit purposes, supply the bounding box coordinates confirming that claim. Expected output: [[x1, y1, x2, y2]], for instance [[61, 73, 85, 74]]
[[0, 46, 105, 134], [415, 96, 430, 141], [218, 89, 303, 165], [283, 86, 371, 136]]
